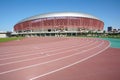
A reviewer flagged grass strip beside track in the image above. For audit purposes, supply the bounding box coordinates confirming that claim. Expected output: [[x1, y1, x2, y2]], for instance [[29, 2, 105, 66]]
[[0, 37, 24, 43]]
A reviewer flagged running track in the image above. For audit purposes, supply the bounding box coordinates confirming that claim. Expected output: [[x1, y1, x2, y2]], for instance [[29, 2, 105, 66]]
[[0, 37, 120, 80]]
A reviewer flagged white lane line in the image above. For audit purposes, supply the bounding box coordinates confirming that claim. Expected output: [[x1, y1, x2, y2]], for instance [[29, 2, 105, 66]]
[[0, 39, 98, 66], [0, 38, 88, 55], [0, 39, 85, 56], [0, 40, 105, 75], [0, 39, 94, 61], [0, 38, 73, 55], [0, 39, 96, 65], [0, 44, 82, 60], [0, 38, 68, 49], [30, 41, 110, 80]]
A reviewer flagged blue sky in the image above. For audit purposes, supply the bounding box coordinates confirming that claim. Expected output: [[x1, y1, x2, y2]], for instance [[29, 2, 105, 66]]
[[0, 0, 120, 31]]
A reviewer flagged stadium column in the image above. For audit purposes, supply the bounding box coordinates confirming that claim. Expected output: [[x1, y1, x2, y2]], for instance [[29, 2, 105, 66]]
[[50, 32, 51, 36], [76, 32, 77, 36], [71, 32, 72, 36]]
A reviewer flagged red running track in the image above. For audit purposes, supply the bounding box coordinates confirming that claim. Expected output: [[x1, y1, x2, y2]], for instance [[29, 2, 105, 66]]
[[0, 37, 119, 80]]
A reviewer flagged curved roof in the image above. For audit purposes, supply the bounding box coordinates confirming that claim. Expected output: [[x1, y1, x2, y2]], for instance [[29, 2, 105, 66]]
[[18, 12, 101, 23]]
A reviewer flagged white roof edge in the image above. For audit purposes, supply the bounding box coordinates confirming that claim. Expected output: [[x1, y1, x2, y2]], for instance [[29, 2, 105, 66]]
[[18, 12, 101, 23]]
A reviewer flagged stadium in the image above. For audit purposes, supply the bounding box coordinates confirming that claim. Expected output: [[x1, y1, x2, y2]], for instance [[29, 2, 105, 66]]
[[13, 12, 104, 36]]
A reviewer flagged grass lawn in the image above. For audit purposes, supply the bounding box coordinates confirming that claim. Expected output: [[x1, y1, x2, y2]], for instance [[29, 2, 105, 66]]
[[0, 37, 24, 43]]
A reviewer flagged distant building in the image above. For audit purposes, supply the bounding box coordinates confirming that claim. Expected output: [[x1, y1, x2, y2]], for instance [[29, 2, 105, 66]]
[[0, 32, 11, 38], [118, 29, 120, 33], [107, 26, 112, 32], [113, 29, 117, 33]]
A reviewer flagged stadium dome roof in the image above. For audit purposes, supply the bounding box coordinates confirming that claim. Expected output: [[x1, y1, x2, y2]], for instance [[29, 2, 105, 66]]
[[19, 12, 101, 23]]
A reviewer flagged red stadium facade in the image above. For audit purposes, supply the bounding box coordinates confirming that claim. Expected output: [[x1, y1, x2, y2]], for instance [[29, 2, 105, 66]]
[[13, 12, 104, 36]]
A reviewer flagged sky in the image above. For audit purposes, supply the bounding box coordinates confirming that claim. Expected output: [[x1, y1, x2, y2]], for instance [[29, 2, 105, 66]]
[[0, 0, 120, 31]]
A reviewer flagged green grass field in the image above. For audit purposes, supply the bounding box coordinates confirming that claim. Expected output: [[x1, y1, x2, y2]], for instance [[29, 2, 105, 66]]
[[0, 37, 24, 43]]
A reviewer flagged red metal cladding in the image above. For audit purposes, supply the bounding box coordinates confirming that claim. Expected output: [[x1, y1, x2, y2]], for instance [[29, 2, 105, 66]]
[[14, 17, 104, 31]]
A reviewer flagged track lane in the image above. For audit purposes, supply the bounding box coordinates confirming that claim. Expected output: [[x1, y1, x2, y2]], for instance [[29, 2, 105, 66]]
[[0, 37, 80, 54], [31, 41, 110, 80], [0, 38, 88, 57], [0, 38, 110, 80], [0, 39, 95, 66], [0, 38, 70, 55], [0, 38, 95, 64], [0, 40, 109, 80], [0, 38, 89, 56], [0, 39, 100, 72]]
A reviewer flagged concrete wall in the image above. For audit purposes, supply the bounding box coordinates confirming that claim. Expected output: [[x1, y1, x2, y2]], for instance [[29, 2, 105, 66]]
[[0, 32, 11, 38], [0, 33, 7, 38]]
